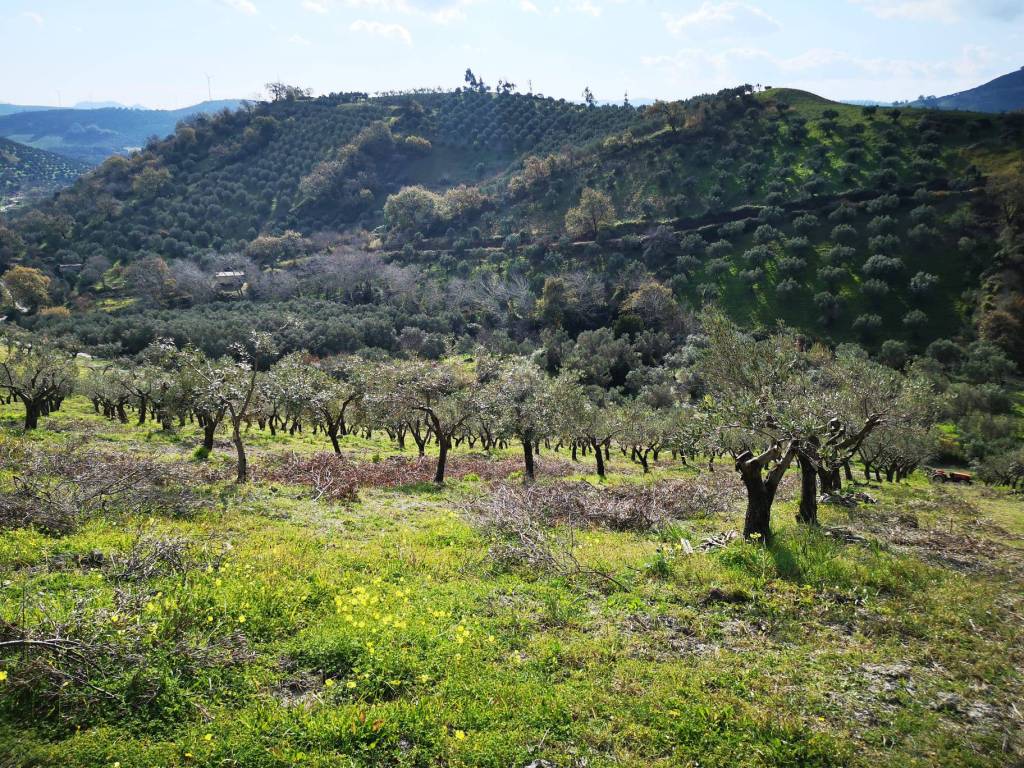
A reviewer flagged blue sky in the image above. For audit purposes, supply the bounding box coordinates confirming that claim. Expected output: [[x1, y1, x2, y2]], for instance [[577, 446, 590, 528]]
[[1, 0, 1021, 109]]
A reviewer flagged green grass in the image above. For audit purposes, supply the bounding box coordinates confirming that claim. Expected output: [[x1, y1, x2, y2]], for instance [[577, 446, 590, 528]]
[[1, 397, 1022, 767]]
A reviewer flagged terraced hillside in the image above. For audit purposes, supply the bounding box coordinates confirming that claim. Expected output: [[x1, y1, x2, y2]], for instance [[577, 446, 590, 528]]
[[1, 84, 1022, 366]]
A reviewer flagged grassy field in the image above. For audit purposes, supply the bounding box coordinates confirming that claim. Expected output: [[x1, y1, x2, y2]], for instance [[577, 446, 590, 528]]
[[1, 395, 1022, 767]]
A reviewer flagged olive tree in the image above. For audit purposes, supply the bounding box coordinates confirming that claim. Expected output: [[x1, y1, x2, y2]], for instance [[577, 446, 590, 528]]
[[0, 333, 76, 430], [307, 357, 365, 454], [555, 377, 620, 478], [365, 359, 481, 484], [565, 188, 615, 239], [166, 332, 275, 483], [481, 357, 559, 483], [696, 314, 886, 537]]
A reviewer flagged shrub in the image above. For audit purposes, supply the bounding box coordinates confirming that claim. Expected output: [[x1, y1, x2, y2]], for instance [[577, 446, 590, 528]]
[[831, 224, 857, 244]]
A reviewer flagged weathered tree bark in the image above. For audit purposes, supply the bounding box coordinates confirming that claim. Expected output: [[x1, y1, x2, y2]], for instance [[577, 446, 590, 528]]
[[24, 401, 40, 431], [328, 423, 341, 454], [592, 438, 606, 478], [797, 454, 819, 526], [735, 442, 797, 540], [434, 436, 450, 484], [522, 436, 535, 484], [818, 467, 841, 494], [233, 421, 248, 483], [203, 422, 217, 452]]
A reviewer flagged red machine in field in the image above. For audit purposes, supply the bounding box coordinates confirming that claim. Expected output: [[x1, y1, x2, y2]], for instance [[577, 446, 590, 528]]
[[929, 469, 973, 484]]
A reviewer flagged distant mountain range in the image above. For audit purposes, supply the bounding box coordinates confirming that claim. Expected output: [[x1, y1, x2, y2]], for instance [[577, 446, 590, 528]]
[[0, 99, 245, 165], [0, 103, 55, 117], [0, 136, 92, 202], [907, 67, 1024, 113]]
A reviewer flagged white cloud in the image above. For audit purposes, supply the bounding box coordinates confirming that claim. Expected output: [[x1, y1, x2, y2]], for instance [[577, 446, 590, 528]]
[[665, 2, 781, 34], [302, 0, 329, 12], [21, 10, 44, 25], [849, 0, 1024, 22], [343, 0, 474, 23], [849, 0, 958, 22], [520, 0, 539, 11], [350, 19, 412, 43], [287, 33, 313, 45], [642, 43, 1006, 101], [571, 0, 601, 15], [221, 0, 258, 14]]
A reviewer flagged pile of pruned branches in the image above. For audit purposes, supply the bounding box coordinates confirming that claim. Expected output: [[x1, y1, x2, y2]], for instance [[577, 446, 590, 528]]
[[470, 476, 742, 534], [0, 440, 204, 535], [260, 451, 575, 500], [467, 476, 743, 577], [0, 588, 253, 727]]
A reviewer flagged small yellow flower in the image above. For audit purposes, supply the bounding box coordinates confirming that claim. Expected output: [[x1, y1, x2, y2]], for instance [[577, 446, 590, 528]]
[[418, 674, 431, 683], [207, 615, 213, 623], [203, 733, 213, 741], [0, 670, 8, 682], [346, 680, 357, 689], [324, 678, 335, 687], [237, 615, 246, 624], [454, 730, 466, 741]]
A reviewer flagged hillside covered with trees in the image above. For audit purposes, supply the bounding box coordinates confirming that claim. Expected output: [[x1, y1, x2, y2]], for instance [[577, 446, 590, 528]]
[[0, 137, 91, 201], [2, 81, 1022, 356]]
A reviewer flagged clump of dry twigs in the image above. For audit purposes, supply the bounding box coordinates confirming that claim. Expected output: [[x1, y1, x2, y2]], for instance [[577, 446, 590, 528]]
[[465, 475, 742, 580], [260, 451, 575, 500], [0, 440, 204, 535], [0, 589, 253, 727], [469, 476, 741, 535]]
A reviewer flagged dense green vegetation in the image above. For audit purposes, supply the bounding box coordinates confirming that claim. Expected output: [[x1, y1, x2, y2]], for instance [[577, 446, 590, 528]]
[[0, 138, 91, 200], [1, 84, 1021, 358], [0, 80, 1021, 474]]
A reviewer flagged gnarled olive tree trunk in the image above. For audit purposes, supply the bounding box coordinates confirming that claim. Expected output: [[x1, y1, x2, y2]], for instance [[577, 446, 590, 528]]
[[735, 442, 797, 540]]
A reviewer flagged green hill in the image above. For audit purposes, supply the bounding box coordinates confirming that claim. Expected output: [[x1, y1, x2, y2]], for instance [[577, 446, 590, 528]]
[[0, 137, 92, 200], [2, 84, 1023, 369]]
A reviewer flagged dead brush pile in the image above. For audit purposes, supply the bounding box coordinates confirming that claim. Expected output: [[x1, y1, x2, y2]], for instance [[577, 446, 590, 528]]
[[0, 588, 253, 728], [260, 451, 575, 500], [470, 475, 743, 533], [0, 440, 205, 535], [466, 475, 743, 573]]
